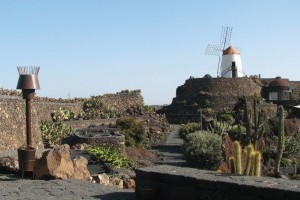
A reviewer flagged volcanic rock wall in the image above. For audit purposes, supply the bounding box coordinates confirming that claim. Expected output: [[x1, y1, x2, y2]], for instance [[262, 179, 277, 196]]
[[175, 77, 262, 101], [0, 97, 43, 150], [98, 90, 144, 112], [162, 77, 266, 123], [0, 89, 143, 151]]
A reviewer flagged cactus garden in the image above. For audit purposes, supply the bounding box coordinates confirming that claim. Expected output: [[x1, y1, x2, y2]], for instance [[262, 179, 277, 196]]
[[180, 98, 300, 180]]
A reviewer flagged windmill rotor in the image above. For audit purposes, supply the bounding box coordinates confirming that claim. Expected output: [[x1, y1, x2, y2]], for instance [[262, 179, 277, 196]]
[[205, 26, 233, 76], [204, 44, 222, 56], [220, 26, 232, 50]]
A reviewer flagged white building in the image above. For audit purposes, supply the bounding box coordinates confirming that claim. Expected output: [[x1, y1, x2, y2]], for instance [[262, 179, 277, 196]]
[[220, 46, 245, 78]]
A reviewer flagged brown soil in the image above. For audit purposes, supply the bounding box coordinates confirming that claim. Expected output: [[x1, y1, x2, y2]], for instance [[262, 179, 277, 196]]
[[125, 146, 159, 169]]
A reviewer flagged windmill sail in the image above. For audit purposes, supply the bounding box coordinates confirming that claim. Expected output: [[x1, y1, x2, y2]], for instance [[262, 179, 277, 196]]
[[205, 26, 233, 76]]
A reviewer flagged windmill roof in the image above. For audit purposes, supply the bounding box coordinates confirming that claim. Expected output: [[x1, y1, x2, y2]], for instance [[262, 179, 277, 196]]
[[222, 46, 240, 55]]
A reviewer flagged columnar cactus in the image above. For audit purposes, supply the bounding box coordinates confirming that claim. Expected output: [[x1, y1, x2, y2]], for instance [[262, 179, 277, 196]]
[[234, 141, 242, 174], [243, 98, 267, 149], [254, 151, 262, 176], [244, 98, 251, 144], [275, 105, 285, 175], [229, 157, 235, 174], [244, 144, 254, 175], [229, 141, 261, 176]]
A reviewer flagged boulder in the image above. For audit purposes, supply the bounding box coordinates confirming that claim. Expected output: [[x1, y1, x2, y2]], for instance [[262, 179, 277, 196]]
[[123, 178, 135, 189], [90, 173, 110, 185], [34, 145, 89, 180], [110, 177, 124, 189], [0, 156, 19, 172], [72, 156, 90, 181]]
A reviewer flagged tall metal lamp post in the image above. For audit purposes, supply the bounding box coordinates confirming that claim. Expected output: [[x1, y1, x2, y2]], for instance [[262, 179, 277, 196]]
[[16, 66, 40, 178]]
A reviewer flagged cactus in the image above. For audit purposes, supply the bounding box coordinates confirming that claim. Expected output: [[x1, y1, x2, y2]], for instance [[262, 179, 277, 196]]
[[254, 151, 262, 176], [244, 144, 254, 175], [244, 98, 251, 145], [252, 100, 266, 150], [275, 105, 285, 175], [229, 157, 235, 174], [243, 98, 267, 149], [249, 153, 256, 176], [234, 141, 242, 174], [229, 141, 261, 176]]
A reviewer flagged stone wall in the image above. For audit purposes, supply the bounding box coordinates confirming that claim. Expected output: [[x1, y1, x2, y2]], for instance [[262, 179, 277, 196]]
[[176, 77, 262, 100], [35, 102, 83, 123], [0, 97, 43, 150], [162, 77, 284, 123], [72, 133, 125, 155], [97, 90, 144, 112], [0, 89, 143, 151], [289, 81, 300, 101], [135, 165, 300, 200], [63, 119, 117, 131]]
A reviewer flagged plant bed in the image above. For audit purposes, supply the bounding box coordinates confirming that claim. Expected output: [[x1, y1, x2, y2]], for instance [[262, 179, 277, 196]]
[[72, 125, 125, 154]]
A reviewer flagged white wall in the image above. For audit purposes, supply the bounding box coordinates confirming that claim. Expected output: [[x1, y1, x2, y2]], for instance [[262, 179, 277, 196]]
[[220, 54, 244, 78]]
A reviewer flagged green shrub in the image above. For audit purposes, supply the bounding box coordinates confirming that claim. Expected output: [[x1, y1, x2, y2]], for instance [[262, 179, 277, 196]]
[[116, 116, 145, 146], [218, 113, 234, 123], [203, 99, 211, 107], [201, 108, 214, 117], [210, 121, 231, 135], [284, 136, 300, 157], [143, 105, 154, 112], [183, 131, 222, 170], [179, 122, 201, 139], [40, 122, 73, 145], [230, 125, 246, 134], [87, 146, 132, 169]]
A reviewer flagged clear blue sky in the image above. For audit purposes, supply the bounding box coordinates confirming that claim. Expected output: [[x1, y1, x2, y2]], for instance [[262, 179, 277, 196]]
[[0, 0, 299, 105]]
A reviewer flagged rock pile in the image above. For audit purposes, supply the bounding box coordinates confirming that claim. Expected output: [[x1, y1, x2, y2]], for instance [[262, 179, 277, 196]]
[[125, 106, 171, 147], [90, 173, 135, 189], [0, 156, 19, 172], [34, 145, 90, 180]]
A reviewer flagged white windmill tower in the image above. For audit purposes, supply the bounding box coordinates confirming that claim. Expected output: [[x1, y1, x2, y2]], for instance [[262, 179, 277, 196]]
[[205, 26, 245, 78]]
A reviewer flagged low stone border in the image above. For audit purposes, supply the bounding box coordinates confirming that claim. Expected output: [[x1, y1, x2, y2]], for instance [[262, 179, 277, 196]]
[[135, 165, 300, 200]]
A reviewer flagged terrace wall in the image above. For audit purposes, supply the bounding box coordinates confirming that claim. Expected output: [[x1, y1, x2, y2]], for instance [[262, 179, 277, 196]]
[[162, 77, 282, 123]]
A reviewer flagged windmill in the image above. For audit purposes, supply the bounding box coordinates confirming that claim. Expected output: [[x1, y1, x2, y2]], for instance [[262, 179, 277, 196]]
[[205, 26, 233, 76]]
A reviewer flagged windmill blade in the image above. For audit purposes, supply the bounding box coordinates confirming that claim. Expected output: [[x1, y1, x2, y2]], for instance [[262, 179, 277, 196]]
[[220, 26, 233, 50], [205, 44, 222, 56]]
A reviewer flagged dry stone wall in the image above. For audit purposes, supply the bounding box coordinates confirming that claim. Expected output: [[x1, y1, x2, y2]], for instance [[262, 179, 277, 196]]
[[97, 90, 144, 112], [0, 97, 43, 151], [35, 102, 82, 122], [176, 77, 262, 99], [163, 77, 276, 123], [0, 89, 143, 151]]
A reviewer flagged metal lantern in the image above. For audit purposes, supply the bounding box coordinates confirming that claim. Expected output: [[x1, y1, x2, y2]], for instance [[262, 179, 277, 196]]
[[16, 66, 40, 178]]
